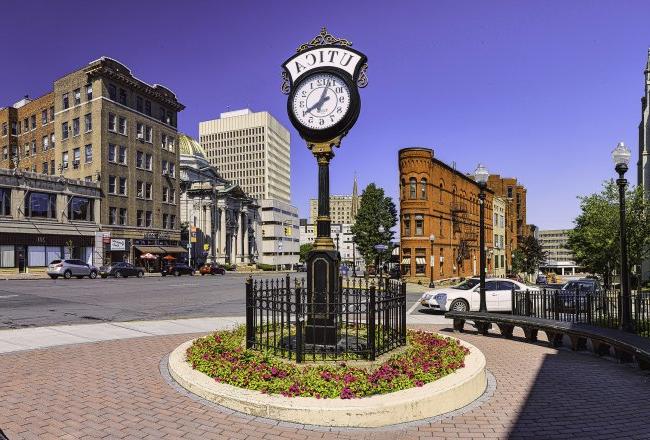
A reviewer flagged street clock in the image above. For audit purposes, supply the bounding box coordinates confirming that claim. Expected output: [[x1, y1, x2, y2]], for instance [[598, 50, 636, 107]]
[[282, 28, 367, 143]]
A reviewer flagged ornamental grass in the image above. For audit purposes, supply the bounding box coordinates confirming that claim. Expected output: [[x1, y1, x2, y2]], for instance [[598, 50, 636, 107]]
[[186, 326, 469, 399]]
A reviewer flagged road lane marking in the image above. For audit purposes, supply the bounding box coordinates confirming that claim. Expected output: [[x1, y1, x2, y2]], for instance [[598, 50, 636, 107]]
[[0, 295, 18, 299], [407, 299, 422, 315]]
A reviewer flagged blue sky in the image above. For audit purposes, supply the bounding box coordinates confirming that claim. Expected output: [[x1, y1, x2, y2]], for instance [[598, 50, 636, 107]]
[[2, 0, 650, 229]]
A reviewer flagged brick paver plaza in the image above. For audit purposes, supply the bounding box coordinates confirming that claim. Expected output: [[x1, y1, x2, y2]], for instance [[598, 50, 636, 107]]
[[1, 325, 649, 440]]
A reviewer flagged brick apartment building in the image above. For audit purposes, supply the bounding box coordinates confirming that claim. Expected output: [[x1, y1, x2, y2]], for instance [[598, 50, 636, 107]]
[[0, 57, 185, 266], [398, 148, 495, 283], [486, 174, 528, 271]]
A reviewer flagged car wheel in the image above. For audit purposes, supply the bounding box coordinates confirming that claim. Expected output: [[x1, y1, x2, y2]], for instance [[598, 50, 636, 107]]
[[137, 271, 144, 278], [115, 271, 123, 278], [63, 270, 72, 280], [190, 271, 195, 276], [49, 275, 58, 279], [174, 270, 180, 277], [89, 271, 97, 279], [161, 273, 166, 277], [201, 273, 205, 276], [450, 299, 470, 312]]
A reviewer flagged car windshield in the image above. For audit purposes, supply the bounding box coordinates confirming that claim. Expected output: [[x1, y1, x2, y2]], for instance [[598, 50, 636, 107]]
[[452, 279, 480, 290]]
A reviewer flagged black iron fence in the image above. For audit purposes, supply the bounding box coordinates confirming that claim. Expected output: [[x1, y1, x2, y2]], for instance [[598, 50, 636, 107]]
[[245, 275, 407, 363], [512, 288, 650, 337]]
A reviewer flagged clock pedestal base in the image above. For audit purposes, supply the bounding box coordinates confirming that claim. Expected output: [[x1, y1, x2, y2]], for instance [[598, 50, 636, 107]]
[[305, 249, 340, 346]]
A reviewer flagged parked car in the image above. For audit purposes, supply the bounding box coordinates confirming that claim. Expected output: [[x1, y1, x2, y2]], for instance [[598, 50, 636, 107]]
[[419, 277, 538, 312], [99, 262, 145, 279], [555, 278, 606, 312], [161, 263, 195, 277], [47, 259, 98, 280], [199, 263, 225, 275], [535, 274, 547, 285]]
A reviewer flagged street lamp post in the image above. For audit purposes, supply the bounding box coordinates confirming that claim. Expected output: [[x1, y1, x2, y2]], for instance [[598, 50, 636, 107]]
[[612, 142, 634, 333], [429, 234, 436, 288], [352, 239, 357, 277], [473, 164, 490, 314], [378, 225, 385, 278]]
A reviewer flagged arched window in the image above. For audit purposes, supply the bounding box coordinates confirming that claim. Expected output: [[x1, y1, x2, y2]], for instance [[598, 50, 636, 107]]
[[409, 177, 417, 199], [420, 178, 427, 199]]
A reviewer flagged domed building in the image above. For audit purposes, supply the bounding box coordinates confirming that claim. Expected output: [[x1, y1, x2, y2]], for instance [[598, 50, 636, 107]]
[[179, 134, 258, 266]]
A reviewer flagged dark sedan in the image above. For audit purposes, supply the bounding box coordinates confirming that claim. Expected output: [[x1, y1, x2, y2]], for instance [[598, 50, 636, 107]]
[[161, 264, 195, 277], [199, 263, 226, 275], [99, 262, 145, 279]]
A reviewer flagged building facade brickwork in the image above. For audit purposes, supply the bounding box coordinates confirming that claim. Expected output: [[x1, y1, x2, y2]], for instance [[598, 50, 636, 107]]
[[398, 148, 494, 283], [1, 57, 185, 266]]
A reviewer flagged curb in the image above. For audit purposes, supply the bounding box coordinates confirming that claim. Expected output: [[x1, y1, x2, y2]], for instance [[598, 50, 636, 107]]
[[167, 335, 487, 428]]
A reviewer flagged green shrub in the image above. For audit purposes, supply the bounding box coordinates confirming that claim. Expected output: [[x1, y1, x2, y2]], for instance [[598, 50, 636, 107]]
[[257, 263, 275, 271]]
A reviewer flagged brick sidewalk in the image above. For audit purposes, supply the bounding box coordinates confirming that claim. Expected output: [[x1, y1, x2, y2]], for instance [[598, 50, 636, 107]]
[[1, 326, 649, 439]]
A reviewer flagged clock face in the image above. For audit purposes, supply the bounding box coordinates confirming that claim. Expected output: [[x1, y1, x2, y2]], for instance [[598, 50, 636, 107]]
[[291, 72, 351, 130]]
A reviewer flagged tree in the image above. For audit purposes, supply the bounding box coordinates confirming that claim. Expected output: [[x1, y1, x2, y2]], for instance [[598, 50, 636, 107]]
[[350, 183, 398, 266], [299, 243, 313, 262], [568, 181, 650, 287], [511, 248, 526, 276], [518, 235, 547, 278]]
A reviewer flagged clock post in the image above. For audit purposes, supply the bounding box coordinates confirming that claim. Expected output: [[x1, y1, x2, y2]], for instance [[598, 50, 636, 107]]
[[282, 28, 368, 347]]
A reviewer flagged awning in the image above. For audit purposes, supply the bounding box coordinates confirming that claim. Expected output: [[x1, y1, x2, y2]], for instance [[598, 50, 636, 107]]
[[392, 247, 400, 256], [401, 257, 411, 264], [134, 246, 166, 254], [161, 246, 189, 253], [415, 257, 427, 265]]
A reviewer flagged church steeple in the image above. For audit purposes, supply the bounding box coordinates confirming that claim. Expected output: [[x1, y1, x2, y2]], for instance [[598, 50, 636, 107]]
[[645, 48, 650, 82], [351, 173, 359, 220]]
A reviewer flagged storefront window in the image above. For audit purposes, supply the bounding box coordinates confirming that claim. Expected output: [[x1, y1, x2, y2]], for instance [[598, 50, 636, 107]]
[[68, 197, 93, 221], [401, 248, 411, 276], [24, 192, 56, 218], [0, 187, 10, 216], [415, 249, 426, 274], [0, 245, 14, 267], [46, 246, 62, 265], [28, 246, 46, 267]]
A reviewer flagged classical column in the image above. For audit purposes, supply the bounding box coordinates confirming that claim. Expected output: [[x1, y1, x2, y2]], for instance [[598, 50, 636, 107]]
[[218, 202, 227, 263], [242, 207, 249, 263]]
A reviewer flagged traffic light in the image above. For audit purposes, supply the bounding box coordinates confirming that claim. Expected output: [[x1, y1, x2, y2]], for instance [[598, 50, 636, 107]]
[[284, 226, 292, 237]]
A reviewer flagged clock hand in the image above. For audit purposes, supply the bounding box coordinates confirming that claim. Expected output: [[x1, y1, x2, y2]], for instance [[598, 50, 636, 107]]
[[315, 94, 331, 111]]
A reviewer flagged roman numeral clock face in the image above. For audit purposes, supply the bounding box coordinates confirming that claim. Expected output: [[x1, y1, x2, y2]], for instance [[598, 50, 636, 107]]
[[292, 72, 351, 130]]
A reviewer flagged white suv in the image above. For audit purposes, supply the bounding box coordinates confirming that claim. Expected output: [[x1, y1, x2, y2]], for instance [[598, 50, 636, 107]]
[[420, 277, 537, 312], [47, 259, 98, 280]]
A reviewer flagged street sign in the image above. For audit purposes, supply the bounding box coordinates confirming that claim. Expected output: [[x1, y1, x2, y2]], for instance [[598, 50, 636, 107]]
[[110, 239, 126, 251], [190, 227, 197, 243], [374, 244, 388, 252]]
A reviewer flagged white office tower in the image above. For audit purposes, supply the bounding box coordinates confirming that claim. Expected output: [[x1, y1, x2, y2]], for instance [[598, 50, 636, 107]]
[[199, 109, 291, 204]]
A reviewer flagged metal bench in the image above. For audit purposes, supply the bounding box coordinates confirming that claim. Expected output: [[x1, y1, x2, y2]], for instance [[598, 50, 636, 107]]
[[445, 311, 650, 370]]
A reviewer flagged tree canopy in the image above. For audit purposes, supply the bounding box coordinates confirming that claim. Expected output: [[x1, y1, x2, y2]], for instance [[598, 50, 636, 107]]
[[350, 183, 398, 265], [567, 180, 650, 286]]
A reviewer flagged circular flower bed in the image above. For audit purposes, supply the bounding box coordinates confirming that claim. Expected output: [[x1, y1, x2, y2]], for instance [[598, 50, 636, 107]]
[[186, 326, 469, 399]]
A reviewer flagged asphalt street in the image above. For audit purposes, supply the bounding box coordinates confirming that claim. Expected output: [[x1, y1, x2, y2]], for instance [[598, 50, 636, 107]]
[[0, 274, 432, 329]]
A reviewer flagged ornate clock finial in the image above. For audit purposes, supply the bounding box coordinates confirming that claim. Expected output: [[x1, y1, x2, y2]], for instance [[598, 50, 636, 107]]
[[296, 27, 353, 53]]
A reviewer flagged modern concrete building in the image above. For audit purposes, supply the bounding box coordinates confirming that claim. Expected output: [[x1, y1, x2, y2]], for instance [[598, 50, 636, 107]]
[[638, 50, 650, 282], [1, 57, 186, 266], [492, 197, 506, 278], [299, 221, 363, 272], [199, 109, 291, 204], [398, 148, 494, 284], [258, 199, 299, 269], [308, 175, 360, 225], [0, 168, 101, 275], [178, 134, 259, 268], [538, 229, 581, 276]]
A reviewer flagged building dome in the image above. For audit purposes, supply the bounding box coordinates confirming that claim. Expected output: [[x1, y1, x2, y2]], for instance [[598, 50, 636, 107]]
[[179, 134, 207, 159]]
